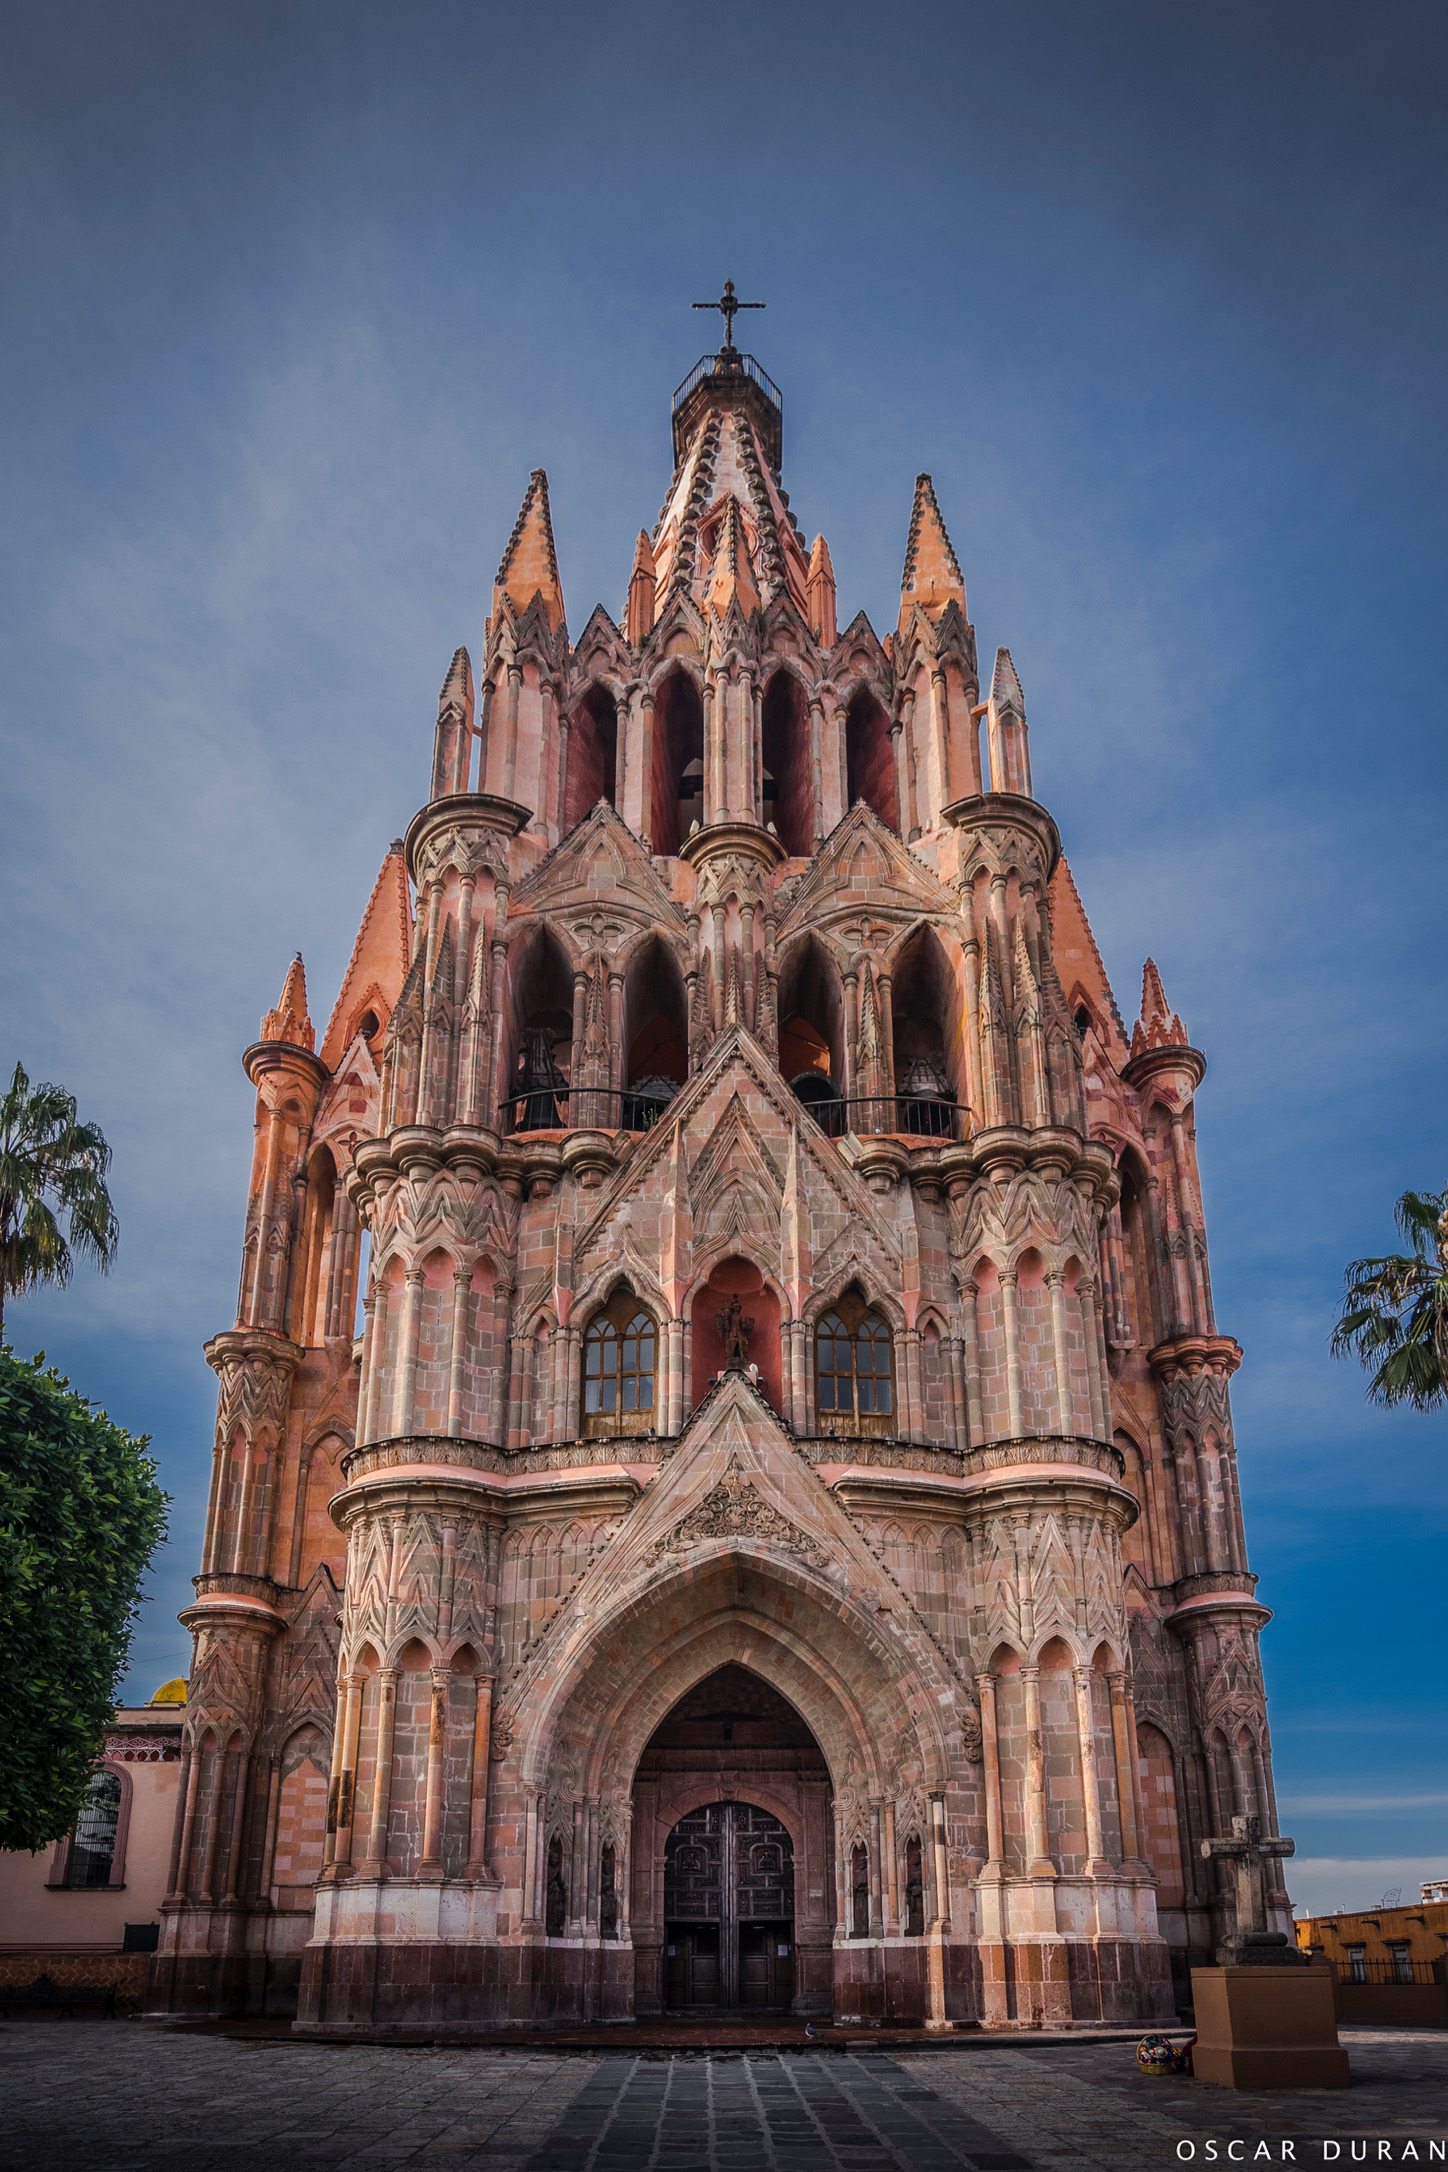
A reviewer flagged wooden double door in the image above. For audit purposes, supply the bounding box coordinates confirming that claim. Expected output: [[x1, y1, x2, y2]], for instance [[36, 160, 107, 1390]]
[[663, 1801, 795, 2011]]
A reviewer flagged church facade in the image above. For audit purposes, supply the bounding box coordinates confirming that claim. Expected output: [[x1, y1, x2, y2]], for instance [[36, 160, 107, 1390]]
[[148, 335, 1285, 2035]]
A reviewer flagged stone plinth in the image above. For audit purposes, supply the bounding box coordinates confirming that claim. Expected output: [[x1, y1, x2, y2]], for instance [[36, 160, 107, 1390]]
[[1190, 1965, 1349, 2089]]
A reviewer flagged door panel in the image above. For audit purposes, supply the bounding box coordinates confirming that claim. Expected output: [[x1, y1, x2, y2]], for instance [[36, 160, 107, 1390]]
[[738, 1925, 794, 2009], [664, 1801, 794, 2011], [665, 1925, 720, 2007]]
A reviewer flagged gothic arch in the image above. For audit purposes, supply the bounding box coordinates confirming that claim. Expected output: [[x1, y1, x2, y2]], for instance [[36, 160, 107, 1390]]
[[564, 681, 619, 832], [502, 918, 577, 1130], [802, 1275, 905, 1336], [887, 922, 966, 1116], [776, 931, 845, 1111], [508, 1554, 955, 1809], [760, 666, 813, 856], [621, 932, 688, 1104], [843, 685, 897, 833], [648, 665, 706, 855]]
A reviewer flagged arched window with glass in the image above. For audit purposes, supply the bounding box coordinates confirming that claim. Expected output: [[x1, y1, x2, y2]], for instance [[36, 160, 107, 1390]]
[[581, 1287, 657, 1437], [815, 1288, 895, 1432]]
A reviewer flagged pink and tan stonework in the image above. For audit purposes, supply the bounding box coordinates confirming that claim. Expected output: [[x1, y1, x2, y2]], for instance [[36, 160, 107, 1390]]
[[148, 345, 1283, 2034]]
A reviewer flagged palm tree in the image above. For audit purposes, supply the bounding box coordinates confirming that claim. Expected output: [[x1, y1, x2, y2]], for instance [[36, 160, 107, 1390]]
[[1330, 1186, 1448, 1411], [0, 1062, 119, 1341]]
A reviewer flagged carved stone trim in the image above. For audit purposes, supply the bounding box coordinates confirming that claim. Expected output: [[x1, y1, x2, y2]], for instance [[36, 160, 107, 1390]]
[[646, 1469, 828, 1568]]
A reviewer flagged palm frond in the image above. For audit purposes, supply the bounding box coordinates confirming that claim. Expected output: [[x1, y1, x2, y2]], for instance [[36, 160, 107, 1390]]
[[1332, 1185, 1448, 1414]]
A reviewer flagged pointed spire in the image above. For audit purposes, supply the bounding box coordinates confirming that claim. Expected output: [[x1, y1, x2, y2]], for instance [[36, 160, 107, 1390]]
[[261, 954, 314, 1051], [991, 646, 1024, 717], [1131, 958, 1189, 1055], [492, 468, 565, 631], [706, 496, 759, 621], [440, 644, 473, 716], [430, 646, 476, 799], [898, 473, 967, 632], [807, 533, 837, 649], [626, 528, 657, 648], [319, 843, 415, 1070]]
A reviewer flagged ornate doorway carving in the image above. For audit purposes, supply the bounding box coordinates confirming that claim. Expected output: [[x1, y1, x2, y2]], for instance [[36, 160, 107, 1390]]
[[663, 1800, 795, 2010]]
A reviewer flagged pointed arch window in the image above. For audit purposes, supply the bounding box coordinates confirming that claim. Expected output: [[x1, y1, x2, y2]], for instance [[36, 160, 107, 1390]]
[[815, 1289, 894, 1430], [581, 1287, 657, 1437]]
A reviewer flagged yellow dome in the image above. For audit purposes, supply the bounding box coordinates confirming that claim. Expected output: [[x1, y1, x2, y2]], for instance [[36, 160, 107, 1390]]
[[150, 1677, 187, 1705]]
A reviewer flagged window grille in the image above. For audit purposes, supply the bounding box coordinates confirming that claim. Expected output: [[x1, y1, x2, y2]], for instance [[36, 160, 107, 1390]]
[[65, 1772, 122, 1889]]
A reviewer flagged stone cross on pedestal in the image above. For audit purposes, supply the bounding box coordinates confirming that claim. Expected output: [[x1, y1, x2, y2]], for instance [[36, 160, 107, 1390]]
[[1201, 1814, 1302, 1966]]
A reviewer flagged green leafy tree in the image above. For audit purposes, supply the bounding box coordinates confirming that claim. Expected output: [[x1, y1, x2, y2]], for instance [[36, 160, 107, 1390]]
[[0, 1061, 119, 1340], [1331, 1186, 1448, 1411], [0, 1350, 168, 1851]]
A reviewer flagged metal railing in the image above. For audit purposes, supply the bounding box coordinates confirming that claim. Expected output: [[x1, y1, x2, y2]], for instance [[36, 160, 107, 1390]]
[[501, 1088, 678, 1137], [502, 1086, 967, 1144], [673, 351, 782, 415], [796, 1093, 968, 1143], [1336, 1958, 1443, 1986]]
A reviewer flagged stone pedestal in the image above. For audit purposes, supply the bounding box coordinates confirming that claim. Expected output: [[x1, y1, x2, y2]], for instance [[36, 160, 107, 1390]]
[[1190, 1965, 1349, 2089]]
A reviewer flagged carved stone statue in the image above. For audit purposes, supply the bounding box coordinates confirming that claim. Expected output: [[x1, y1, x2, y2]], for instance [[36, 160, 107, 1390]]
[[716, 1293, 754, 1368]]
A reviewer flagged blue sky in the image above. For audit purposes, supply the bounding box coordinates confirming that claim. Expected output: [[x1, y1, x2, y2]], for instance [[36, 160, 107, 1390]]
[[2, 0, 1444, 1914]]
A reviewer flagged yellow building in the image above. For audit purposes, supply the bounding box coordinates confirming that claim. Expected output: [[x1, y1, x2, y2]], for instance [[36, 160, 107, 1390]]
[[1295, 1890, 1448, 1988]]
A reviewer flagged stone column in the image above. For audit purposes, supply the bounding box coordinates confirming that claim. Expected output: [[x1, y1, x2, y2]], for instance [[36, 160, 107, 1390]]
[[1073, 1668, 1110, 1874], [502, 665, 522, 801], [465, 1672, 494, 1877], [1108, 1671, 1141, 1865], [1047, 1270, 1074, 1436], [901, 1327, 923, 1445], [418, 1668, 450, 1877], [1022, 1667, 1054, 1876], [222, 1749, 251, 1900], [258, 1755, 282, 1903], [333, 1672, 365, 1872], [1077, 1277, 1107, 1441], [960, 1280, 985, 1444], [522, 1793, 540, 1931], [445, 1267, 471, 1437], [883, 1800, 899, 1933], [168, 1748, 201, 1901], [392, 1268, 424, 1438], [362, 1668, 398, 1874], [1000, 1269, 1025, 1437], [808, 697, 824, 849], [868, 1801, 884, 1937], [977, 1673, 1005, 1869], [637, 689, 655, 850], [945, 1334, 967, 1452]]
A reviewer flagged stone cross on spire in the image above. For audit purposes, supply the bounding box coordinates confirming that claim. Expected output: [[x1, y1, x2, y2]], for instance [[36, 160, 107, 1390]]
[[693, 279, 765, 352], [1201, 1814, 1302, 1965]]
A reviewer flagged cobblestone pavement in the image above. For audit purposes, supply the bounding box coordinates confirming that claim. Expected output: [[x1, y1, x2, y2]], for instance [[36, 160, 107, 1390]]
[[0, 2025, 1443, 2172]]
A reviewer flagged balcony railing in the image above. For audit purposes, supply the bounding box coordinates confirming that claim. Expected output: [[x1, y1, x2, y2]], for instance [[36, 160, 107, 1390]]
[[1335, 1958, 1443, 1985], [797, 1093, 967, 1143], [673, 350, 782, 415], [502, 1086, 967, 1144], [501, 1087, 677, 1136]]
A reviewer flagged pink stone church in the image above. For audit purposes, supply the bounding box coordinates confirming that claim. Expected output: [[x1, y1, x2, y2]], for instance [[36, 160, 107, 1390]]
[[148, 326, 1285, 2035]]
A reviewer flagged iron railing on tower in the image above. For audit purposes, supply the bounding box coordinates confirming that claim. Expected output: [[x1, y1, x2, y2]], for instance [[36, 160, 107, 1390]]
[[672, 351, 783, 471]]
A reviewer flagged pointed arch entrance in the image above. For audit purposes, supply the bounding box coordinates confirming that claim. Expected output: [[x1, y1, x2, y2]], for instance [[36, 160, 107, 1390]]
[[632, 1662, 831, 2015]]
